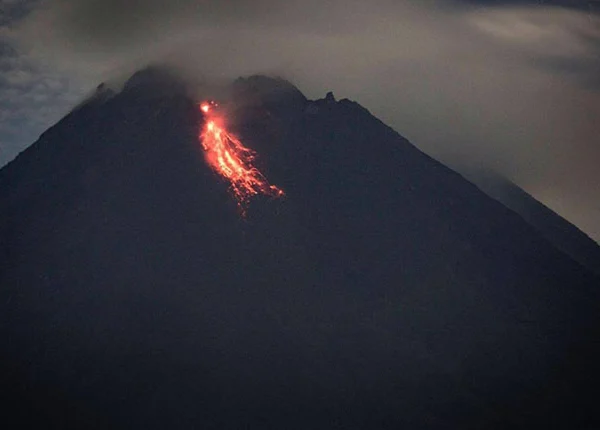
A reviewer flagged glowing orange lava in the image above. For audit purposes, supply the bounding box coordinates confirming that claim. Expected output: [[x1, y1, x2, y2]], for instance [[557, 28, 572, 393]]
[[199, 102, 284, 210]]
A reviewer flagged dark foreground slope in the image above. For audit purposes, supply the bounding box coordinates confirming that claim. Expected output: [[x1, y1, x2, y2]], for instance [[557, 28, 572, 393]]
[[472, 171, 600, 276], [1, 70, 599, 429]]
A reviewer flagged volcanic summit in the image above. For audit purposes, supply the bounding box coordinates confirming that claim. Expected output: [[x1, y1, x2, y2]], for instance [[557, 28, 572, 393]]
[[1, 69, 599, 429]]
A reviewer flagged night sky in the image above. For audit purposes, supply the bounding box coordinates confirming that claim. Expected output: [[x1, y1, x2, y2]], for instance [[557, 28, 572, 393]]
[[1, 0, 599, 241]]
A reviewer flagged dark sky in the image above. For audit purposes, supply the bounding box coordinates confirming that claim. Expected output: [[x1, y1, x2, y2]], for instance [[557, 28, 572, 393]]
[[1, 0, 599, 241]]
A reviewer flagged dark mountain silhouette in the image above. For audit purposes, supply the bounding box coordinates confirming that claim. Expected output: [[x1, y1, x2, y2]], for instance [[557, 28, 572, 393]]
[[476, 172, 600, 274], [1, 68, 599, 429], [470, 171, 600, 276]]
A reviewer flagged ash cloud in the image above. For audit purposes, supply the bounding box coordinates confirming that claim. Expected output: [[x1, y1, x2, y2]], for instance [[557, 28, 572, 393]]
[[4, 0, 600, 241]]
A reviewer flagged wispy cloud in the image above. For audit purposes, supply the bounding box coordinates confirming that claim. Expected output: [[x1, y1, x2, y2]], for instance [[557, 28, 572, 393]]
[[0, 1, 87, 163]]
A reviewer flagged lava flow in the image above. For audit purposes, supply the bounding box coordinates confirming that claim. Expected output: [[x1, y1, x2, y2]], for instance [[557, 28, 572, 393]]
[[199, 101, 284, 210]]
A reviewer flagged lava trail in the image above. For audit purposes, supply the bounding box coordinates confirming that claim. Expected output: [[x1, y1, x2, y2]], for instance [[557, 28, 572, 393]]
[[199, 102, 284, 211]]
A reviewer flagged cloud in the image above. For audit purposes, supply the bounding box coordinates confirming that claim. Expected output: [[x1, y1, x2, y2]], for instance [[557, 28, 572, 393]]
[[0, 0, 38, 25], [457, 0, 600, 11], [0, 32, 80, 162], [3, 0, 600, 240]]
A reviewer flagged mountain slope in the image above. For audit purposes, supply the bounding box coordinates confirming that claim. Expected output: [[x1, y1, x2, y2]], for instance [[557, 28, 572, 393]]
[[1, 69, 599, 429], [472, 171, 600, 275]]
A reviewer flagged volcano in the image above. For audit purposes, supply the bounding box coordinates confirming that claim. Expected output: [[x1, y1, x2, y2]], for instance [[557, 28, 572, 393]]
[[1, 68, 599, 429]]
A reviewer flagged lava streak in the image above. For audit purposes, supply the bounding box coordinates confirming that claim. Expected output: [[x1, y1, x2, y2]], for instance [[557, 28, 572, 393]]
[[199, 102, 284, 210]]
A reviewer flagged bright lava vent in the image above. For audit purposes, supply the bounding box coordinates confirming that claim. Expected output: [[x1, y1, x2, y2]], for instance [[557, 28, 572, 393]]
[[199, 102, 284, 211]]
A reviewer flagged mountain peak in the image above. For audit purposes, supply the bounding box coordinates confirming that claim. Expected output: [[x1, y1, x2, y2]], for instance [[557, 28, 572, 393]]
[[122, 65, 188, 96], [1, 71, 600, 429], [232, 75, 307, 110]]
